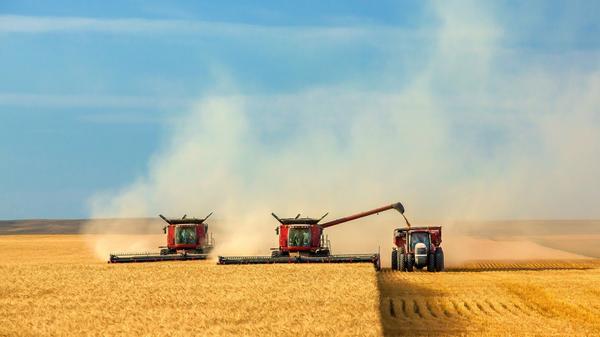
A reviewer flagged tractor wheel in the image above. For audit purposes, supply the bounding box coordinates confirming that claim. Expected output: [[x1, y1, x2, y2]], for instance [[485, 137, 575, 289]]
[[160, 249, 169, 255], [391, 250, 398, 271], [399, 253, 406, 272], [427, 253, 436, 272], [435, 247, 445, 272], [406, 255, 414, 272], [271, 250, 281, 258]]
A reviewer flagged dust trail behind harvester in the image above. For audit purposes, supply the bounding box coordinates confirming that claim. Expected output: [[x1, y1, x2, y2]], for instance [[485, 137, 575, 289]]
[[81, 219, 164, 260], [81, 1, 600, 261]]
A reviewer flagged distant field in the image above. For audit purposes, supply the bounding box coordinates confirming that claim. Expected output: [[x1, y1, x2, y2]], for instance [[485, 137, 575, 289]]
[[453, 219, 600, 258], [526, 234, 600, 258], [0, 235, 598, 336], [0, 218, 159, 235], [2, 218, 598, 258]]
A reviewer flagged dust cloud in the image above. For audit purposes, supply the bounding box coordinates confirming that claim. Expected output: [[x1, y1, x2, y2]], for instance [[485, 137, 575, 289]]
[[81, 218, 164, 258], [82, 1, 599, 261]]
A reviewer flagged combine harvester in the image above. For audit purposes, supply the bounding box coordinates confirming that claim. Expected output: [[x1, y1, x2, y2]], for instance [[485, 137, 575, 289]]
[[390, 207, 444, 272], [109, 213, 215, 263], [218, 202, 405, 269]]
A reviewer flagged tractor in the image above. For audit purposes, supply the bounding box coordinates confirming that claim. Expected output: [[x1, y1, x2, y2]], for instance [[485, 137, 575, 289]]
[[390, 207, 444, 272]]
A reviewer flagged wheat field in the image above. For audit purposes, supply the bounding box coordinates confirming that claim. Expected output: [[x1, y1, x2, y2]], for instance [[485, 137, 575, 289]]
[[0, 235, 381, 337], [0, 235, 599, 336]]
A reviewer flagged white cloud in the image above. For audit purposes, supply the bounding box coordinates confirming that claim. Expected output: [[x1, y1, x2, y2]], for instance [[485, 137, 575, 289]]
[[0, 14, 405, 40], [0, 93, 191, 109]]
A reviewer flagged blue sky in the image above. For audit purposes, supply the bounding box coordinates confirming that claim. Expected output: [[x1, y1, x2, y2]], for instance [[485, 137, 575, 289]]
[[1, 1, 599, 219]]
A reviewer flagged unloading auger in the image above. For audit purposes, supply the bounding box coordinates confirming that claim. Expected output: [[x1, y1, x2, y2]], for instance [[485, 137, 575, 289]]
[[217, 202, 405, 269]]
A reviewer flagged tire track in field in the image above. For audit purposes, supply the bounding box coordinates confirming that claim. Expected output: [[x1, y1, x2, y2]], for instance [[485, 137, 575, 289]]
[[378, 271, 468, 336], [376, 267, 600, 336], [424, 300, 438, 318]]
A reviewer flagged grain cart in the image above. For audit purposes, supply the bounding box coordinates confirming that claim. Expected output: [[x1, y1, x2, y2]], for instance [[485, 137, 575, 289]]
[[218, 202, 405, 269], [390, 207, 444, 272], [109, 213, 215, 263]]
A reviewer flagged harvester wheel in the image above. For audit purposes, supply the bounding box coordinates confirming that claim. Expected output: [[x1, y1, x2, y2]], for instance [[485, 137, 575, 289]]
[[406, 255, 414, 272], [391, 250, 398, 271], [435, 247, 445, 272], [271, 250, 281, 258], [399, 253, 406, 272], [427, 253, 436, 272], [160, 249, 169, 255], [317, 249, 330, 257]]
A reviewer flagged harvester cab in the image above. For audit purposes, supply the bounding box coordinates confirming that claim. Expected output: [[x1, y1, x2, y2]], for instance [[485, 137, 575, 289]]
[[108, 212, 215, 263], [218, 202, 405, 269], [270, 212, 330, 257], [390, 206, 444, 272], [158, 213, 215, 255]]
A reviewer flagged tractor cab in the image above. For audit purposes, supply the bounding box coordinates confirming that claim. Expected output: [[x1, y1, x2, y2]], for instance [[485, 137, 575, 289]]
[[394, 229, 432, 253], [394, 227, 441, 253]]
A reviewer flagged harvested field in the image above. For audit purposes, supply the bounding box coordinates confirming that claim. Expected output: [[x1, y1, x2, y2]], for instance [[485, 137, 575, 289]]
[[0, 235, 599, 336], [447, 259, 600, 271], [378, 267, 600, 336]]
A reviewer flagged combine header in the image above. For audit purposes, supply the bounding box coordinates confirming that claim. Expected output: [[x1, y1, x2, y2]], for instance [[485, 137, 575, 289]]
[[109, 213, 215, 263], [218, 202, 405, 269]]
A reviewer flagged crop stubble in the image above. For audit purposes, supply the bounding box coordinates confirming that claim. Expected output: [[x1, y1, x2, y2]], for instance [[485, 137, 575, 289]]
[[378, 267, 600, 336]]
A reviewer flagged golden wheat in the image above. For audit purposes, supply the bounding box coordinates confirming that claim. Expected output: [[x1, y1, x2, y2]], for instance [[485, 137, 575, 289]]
[[447, 259, 600, 271], [0, 235, 598, 337], [0, 235, 381, 337]]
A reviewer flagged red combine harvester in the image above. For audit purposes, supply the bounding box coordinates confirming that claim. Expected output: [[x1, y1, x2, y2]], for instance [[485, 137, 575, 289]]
[[109, 213, 215, 263], [218, 202, 404, 269], [390, 209, 444, 272]]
